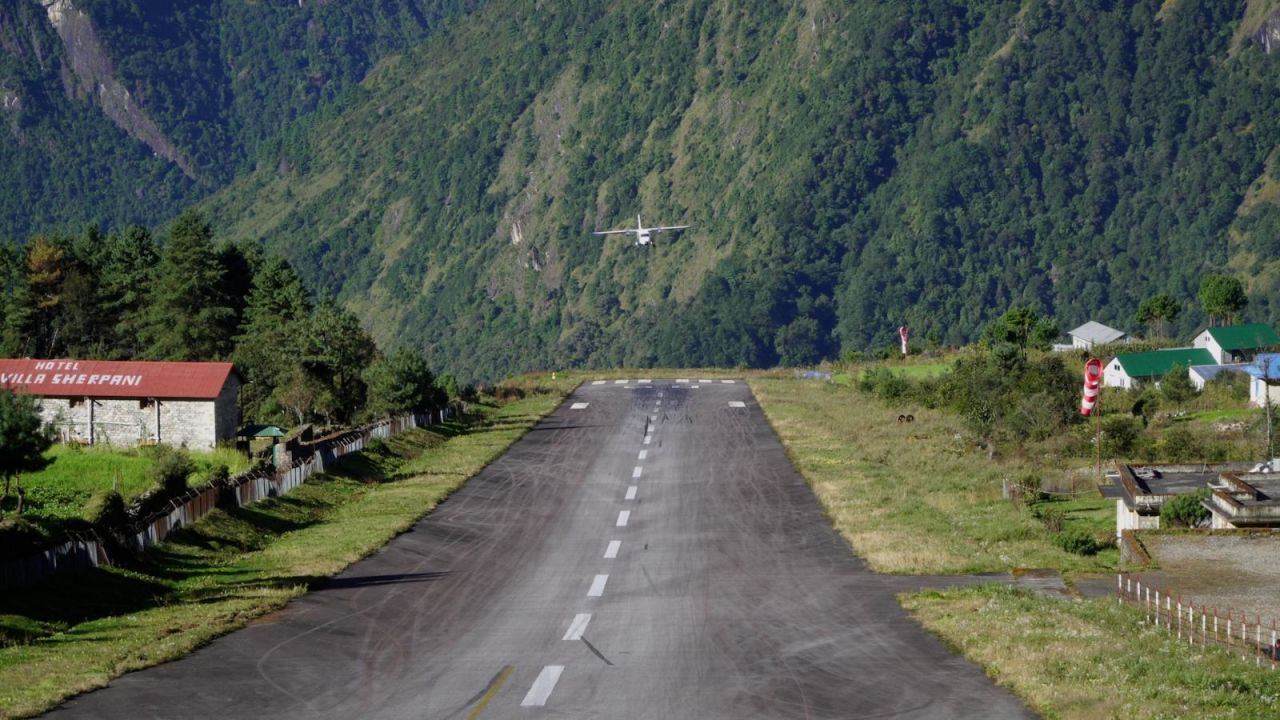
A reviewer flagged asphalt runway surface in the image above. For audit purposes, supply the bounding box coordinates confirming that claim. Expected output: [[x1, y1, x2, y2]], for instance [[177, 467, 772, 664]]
[[49, 380, 1034, 719]]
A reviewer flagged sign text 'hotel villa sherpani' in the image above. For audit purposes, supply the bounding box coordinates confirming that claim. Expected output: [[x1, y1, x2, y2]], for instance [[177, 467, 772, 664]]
[[0, 361, 143, 388]]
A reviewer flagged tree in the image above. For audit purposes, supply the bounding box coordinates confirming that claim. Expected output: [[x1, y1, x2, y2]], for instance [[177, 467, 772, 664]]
[[0, 390, 54, 518], [1160, 363, 1196, 404], [364, 349, 444, 417], [1199, 275, 1247, 327], [774, 317, 823, 367], [233, 256, 313, 420], [98, 226, 159, 358], [984, 306, 1058, 360], [1135, 294, 1180, 340], [293, 302, 377, 423], [140, 211, 235, 361]]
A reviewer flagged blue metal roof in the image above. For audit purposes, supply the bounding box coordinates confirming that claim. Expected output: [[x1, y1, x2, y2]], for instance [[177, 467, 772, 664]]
[[1244, 353, 1280, 381]]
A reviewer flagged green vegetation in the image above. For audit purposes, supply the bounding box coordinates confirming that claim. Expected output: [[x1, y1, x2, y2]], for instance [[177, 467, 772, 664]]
[[1160, 488, 1213, 528], [903, 585, 1280, 720], [0, 388, 562, 719], [0, 390, 54, 519]]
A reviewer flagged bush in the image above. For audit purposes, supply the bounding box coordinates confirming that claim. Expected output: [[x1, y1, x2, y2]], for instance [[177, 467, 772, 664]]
[[1101, 415, 1141, 457], [1160, 488, 1211, 528], [1160, 364, 1196, 404], [147, 445, 195, 496], [83, 489, 126, 527], [203, 463, 230, 485], [1053, 527, 1104, 555], [858, 367, 909, 400], [1158, 426, 1203, 462], [1014, 474, 1045, 504]]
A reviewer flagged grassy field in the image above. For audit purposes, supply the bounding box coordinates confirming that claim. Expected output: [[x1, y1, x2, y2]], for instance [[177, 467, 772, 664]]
[[903, 585, 1280, 719], [5, 446, 250, 528], [0, 391, 563, 719], [748, 376, 1115, 574]]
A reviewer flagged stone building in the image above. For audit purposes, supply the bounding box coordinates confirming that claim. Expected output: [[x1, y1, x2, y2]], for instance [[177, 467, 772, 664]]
[[0, 359, 240, 449]]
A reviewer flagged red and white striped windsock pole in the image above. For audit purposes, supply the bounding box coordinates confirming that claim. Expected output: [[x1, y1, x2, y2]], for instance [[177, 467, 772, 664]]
[[898, 326, 909, 356], [1081, 358, 1103, 416]]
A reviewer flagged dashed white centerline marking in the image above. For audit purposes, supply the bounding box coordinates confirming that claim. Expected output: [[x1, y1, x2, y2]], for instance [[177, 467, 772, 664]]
[[691, 385, 700, 389], [677, 379, 689, 383], [644, 435, 652, 445], [604, 540, 621, 558], [521, 665, 564, 707], [616, 510, 630, 527], [638, 450, 648, 460], [571, 402, 589, 409], [592, 380, 606, 385], [563, 613, 592, 641], [632, 466, 643, 478], [589, 574, 609, 596], [656, 400, 662, 406], [729, 401, 746, 408], [625, 485, 637, 500]]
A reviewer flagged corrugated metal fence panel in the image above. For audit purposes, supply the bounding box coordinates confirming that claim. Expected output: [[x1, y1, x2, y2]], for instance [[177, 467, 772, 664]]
[[1, 409, 451, 590]]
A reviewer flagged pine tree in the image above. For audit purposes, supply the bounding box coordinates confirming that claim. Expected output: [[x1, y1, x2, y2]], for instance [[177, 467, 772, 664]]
[[0, 390, 54, 518], [233, 256, 313, 420], [140, 211, 235, 360]]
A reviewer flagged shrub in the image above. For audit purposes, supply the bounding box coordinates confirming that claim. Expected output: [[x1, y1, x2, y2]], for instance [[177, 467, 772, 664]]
[[1014, 474, 1045, 504], [1053, 528, 1104, 555], [858, 367, 909, 400], [147, 445, 195, 496], [1159, 426, 1202, 462], [204, 463, 230, 485], [1101, 415, 1141, 457], [1160, 488, 1211, 528], [1160, 363, 1196, 404], [83, 489, 126, 527]]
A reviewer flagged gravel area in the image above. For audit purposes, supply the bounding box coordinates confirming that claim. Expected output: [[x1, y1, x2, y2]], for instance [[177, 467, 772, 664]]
[[1139, 533, 1280, 623]]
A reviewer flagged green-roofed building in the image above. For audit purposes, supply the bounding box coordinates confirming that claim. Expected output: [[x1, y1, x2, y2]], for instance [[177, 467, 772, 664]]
[[1192, 323, 1280, 364], [1103, 348, 1215, 389]]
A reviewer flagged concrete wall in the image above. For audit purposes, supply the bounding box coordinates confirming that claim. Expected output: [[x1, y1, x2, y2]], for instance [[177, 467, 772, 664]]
[[1115, 499, 1160, 538], [36, 379, 239, 449], [1249, 378, 1280, 408]]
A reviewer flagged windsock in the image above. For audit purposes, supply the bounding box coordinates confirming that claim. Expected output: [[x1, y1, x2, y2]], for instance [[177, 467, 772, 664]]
[[1080, 358, 1103, 416], [898, 326, 909, 356]]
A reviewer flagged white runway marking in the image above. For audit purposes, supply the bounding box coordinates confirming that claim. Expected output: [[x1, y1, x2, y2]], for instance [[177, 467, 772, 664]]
[[639, 379, 651, 384], [521, 665, 564, 707], [729, 401, 746, 408], [614, 379, 628, 385], [699, 379, 712, 384], [644, 435, 652, 445], [604, 540, 621, 558], [592, 380, 605, 385], [638, 450, 647, 460], [691, 385, 700, 389], [649, 415, 657, 422], [589, 574, 609, 596], [632, 466, 643, 478], [677, 379, 689, 383], [616, 510, 630, 527], [722, 379, 736, 384], [571, 402, 589, 409], [563, 613, 592, 641], [625, 485, 637, 500]]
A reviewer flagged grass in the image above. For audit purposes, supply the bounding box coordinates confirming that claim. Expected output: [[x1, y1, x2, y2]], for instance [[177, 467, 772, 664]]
[[903, 585, 1280, 719], [0, 390, 564, 719], [4, 446, 251, 529], [747, 376, 1116, 574]]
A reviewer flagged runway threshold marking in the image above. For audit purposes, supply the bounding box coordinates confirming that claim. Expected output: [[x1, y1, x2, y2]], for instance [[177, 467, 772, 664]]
[[592, 380, 605, 385], [563, 613, 592, 641], [588, 574, 609, 596], [466, 665, 514, 720], [722, 379, 736, 384], [520, 665, 564, 707], [571, 402, 589, 409], [625, 485, 637, 500], [616, 510, 630, 527], [639, 379, 652, 384], [614, 379, 628, 385], [729, 401, 746, 408], [632, 466, 643, 478], [699, 379, 712, 383], [605, 540, 621, 558]]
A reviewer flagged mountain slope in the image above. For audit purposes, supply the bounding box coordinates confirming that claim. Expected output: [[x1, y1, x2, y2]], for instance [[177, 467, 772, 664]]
[[191, 0, 1280, 381], [0, 0, 477, 241]]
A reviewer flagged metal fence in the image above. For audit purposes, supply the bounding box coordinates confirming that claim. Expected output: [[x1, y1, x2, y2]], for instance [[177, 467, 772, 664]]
[[1, 407, 457, 591], [1116, 574, 1279, 669]]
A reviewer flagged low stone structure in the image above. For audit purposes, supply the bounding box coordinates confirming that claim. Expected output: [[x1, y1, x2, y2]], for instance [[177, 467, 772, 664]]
[[0, 359, 240, 449], [1204, 473, 1280, 529]]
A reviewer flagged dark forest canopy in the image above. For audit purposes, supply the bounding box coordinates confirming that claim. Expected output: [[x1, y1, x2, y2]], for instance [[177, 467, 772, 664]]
[[6, 1, 1280, 382]]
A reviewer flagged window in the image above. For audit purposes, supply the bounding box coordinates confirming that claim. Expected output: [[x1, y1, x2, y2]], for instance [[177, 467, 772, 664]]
[[140, 398, 156, 410]]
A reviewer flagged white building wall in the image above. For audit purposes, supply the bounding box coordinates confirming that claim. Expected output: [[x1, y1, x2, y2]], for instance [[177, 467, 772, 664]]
[[1250, 378, 1280, 408], [33, 379, 238, 449], [1115, 499, 1160, 538], [1193, 331, 1227, 364], [1104, 359, 1133, 389]]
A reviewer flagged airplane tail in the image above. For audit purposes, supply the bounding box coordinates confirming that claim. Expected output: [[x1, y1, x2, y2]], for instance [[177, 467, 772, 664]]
[[637, 214, 643, 230]]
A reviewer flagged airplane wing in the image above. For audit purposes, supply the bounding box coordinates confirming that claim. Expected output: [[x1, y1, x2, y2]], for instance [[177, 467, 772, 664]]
[[653, 225, 691, 232], [593, 229, 638, 236]]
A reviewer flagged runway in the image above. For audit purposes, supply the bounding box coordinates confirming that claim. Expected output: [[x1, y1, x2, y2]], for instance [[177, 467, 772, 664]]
[[48, 380, 1033, 719]]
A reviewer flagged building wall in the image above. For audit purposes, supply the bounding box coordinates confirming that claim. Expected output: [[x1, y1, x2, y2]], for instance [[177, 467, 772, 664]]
[[1104, 359, 1133, 389], [1209, 510, 1239, 530], [1193, 331, 1226, 364], [1249, 378, 1280, 408], [1115, 499, 1160, 537], [35, 379, 239, 450]]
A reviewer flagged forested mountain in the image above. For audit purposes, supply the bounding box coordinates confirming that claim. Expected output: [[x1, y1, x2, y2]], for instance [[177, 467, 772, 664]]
[[192, 0, 1280, 380], [7, 1, 1280, 382], [0, 0, 478, 241]]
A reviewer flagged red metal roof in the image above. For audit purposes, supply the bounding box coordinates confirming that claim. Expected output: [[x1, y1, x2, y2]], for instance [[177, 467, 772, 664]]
[[0, 359, 236, 400]]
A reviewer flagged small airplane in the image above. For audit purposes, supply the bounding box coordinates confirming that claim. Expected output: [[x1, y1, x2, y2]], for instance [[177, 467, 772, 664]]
[[593, 215, 691, 246]]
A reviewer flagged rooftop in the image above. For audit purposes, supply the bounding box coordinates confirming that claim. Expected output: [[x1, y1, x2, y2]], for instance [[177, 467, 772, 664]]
[[1069, 321, 1126, 345], [0, 359, 237, 400], [1204, 323, 1280, 351], [1112, 348, 1215, 378], [1204, 473, 1280, 526]]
